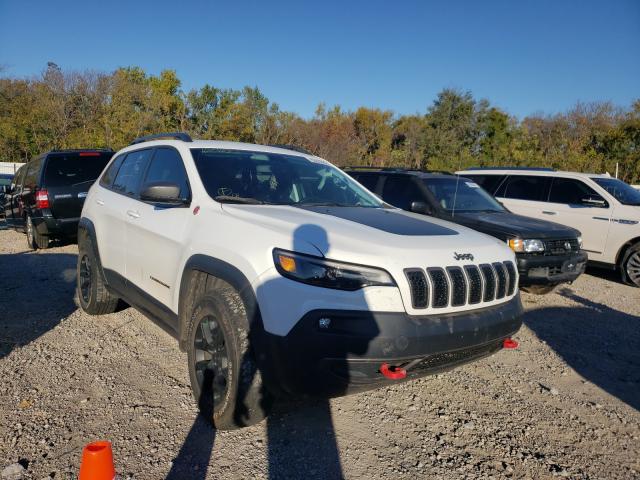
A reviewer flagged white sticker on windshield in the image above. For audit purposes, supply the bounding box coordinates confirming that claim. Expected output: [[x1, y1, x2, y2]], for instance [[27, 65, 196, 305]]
[[465, 182, 480, 188]]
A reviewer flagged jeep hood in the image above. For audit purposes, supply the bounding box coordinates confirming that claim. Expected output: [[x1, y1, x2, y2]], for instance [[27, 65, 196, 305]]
[[221, 204, 512, 266]]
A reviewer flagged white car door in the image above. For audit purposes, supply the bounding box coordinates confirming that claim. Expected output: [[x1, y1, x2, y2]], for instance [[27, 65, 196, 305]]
[[125, 147, 191, 310], [545, 177, 611, 259]]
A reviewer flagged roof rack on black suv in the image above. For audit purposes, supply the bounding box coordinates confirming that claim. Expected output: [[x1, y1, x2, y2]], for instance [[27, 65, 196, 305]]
[[466, 167, 555, 172], [130, 132, 193, 145], [346, 168, 587, 295]]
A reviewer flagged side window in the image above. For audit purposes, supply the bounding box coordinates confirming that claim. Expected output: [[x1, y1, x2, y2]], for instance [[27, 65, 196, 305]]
[[548, 178, 599, 205], [143, 148, 190, 199], [468, 174, 506, 195], [502, 175, 550, 201], [100, 154, 126, 187], [351, 173, 380, 193], [22, 159, 42, 191], [12, 166, 27, 192], [381, 175, 424, 210], [112, 149, 153, 197]]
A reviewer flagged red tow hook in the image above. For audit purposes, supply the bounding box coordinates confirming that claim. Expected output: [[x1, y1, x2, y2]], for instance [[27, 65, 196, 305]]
[[503, 337, 519, 349], [380, 363, 407, 380]]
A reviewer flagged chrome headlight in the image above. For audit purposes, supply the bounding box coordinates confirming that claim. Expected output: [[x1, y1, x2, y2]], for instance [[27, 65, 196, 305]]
[[508, 238, 545, 253], [577, 235, 583, 248], [273, 249, 396, 290]]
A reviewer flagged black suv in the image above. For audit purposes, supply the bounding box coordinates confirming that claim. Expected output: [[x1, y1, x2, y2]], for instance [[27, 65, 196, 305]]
[[3, 149, 113, 248], [346, 167, 588, 294]]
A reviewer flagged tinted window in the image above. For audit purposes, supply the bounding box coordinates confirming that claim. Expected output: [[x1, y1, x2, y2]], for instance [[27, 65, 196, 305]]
[[423, 177, 504, 212], [112, 149, 153, 197], [465, 174, 506, 195], [350, 173, 380, 193], [12, 166, 27, 191], [23, 159, 42, 190], [591, 177, 640, 206], [381, 175, 424, 210], [143, 148, 190, 199], [549, 178, 599, 204], [100, 154, 126, 187], [191, 149, 381, 207], [44, 153, 112, 187], [502, 175, 550, 201]]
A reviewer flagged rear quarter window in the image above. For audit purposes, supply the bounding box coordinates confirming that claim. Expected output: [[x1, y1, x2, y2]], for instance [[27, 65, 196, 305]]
[[44, 153, 113, 188]]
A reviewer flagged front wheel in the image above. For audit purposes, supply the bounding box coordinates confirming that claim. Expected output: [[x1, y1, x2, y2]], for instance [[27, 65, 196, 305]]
[[77, 232, 119, 315], [621, 243, 640, 287], [186, 277, 271, 429]]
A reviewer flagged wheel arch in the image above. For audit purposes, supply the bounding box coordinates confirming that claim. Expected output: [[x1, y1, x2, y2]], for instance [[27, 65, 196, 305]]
[[77, 217, 108, 285], [178, 254, 263, 352], [615, 236, 640, 268]]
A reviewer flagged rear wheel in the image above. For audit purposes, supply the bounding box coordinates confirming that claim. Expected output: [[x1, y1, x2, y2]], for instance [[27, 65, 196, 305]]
[[620, 242, 640, 287], [77, 232, 119, 314], [26, 215, 49, 250], [521, 285, 556, 295], [186, 275, 271, 429]]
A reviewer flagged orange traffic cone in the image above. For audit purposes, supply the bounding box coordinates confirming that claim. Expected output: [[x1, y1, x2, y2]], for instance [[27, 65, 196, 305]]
[[79, 441, 116, 480]]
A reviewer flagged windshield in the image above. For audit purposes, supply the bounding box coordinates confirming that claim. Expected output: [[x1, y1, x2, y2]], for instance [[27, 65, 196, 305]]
[[191, 149, 383, 207], [591, 177, 640, 206], [423, 177, 505, 213]]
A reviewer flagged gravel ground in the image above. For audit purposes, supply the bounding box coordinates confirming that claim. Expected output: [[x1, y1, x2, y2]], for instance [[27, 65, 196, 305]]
[[1, 227, 639, 480]]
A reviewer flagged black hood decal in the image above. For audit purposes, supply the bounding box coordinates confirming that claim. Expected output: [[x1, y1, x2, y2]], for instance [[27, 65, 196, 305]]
[[300, 206, 458, 236]]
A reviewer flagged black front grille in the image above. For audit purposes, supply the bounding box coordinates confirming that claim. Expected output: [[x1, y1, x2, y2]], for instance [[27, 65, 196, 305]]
[[464, 265, 482, 304], [405, 261, 517, 310], [405, 270, 429, 308], [480, 264, 496, 302], [544, 238, 580, 256], [493, 262, 507, 299], [428, 268, 449, 308], [504, 261, 517, 295], [446, 267, 467, 306]]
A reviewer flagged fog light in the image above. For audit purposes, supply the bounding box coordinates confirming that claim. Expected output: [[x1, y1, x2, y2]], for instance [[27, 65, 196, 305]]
[[318, 317, 331, 329]]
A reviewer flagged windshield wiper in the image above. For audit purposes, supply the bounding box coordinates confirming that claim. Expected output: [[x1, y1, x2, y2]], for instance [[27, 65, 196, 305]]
[[214, 195, 265, 205]]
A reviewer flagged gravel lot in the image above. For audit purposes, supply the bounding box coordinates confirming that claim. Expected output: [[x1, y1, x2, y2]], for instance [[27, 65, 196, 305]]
[[1, 227, 639, 479]]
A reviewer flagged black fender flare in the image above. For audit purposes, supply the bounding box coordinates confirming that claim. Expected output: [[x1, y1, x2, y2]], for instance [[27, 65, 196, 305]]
[[178, 254, 264, 351], [77, 217, 109, 285]]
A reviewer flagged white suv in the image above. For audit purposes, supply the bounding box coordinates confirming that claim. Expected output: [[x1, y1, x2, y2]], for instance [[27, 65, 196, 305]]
[[78, 133, 522, 429], [458, 168, 640, 287]]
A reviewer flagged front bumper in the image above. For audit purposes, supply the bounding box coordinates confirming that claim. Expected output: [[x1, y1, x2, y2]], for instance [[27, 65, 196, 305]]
[[516, 251, 588, 286], [258, 295, 523, 398]]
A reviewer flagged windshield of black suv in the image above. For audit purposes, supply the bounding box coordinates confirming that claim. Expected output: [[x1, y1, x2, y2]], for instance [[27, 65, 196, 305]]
[[191, 148, 383, 207], [423, 176, 505, 213], [591, 177, 640, 206]]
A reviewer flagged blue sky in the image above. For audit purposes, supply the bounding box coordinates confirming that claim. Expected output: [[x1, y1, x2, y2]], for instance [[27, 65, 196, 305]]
[[1, 0, 638, 118]]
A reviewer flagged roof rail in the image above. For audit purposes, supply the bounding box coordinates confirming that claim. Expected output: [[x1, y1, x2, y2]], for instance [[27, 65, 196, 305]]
[[343, 166, 453, 175], [268, 144, 313, 155], [464, 166, 555, 172], [130, 132, 193, 145]]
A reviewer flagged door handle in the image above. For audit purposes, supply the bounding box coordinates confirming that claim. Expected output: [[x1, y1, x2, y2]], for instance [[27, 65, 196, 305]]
[[542, 211, 557, 215], [95, 199, 105, 206], [126, 210, 140, 219]]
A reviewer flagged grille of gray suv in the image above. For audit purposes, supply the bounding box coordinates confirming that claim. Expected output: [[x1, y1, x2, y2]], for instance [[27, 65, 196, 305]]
[[405, 261, 516, 310]]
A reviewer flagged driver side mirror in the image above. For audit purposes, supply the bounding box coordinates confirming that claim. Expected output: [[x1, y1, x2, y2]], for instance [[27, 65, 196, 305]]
[[410, 201, 432, 215], [581, 194, 607, 208], [140, 182, 187, 205]]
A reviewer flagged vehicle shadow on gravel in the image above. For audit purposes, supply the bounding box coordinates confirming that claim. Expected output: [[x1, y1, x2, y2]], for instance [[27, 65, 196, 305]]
[[585, 266, 627, 286], [524, 287, 640, 410], [0, 251, 78, 359]]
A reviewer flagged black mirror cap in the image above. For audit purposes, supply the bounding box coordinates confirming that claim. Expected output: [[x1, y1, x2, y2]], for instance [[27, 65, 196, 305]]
[[581, 194, 607, 207], [140, 182, 186, 204], [410, 200, 431, 214]]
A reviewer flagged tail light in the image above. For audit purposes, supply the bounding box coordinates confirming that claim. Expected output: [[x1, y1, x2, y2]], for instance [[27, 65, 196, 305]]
[[36, 189, 50, 209]]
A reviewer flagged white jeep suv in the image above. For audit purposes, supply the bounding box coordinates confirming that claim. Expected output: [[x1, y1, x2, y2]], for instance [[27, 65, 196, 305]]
[[78, 133, 522, 429], [458, 168, 640, 287]]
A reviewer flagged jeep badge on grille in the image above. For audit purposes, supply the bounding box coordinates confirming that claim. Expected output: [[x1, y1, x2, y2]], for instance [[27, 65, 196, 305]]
[[454, 252, 474, 261]]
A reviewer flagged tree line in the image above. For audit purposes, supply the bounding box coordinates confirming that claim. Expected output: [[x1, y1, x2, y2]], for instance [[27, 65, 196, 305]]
[[1, 62, 639, 183]]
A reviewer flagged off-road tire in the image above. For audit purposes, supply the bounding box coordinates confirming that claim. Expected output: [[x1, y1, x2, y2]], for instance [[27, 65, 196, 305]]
[[186, 273, 271, 430], [77, 231, 119, 315], [26, 215, 49, 250], [620, 242, 640, 287], [521, 284, 556, 295]]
